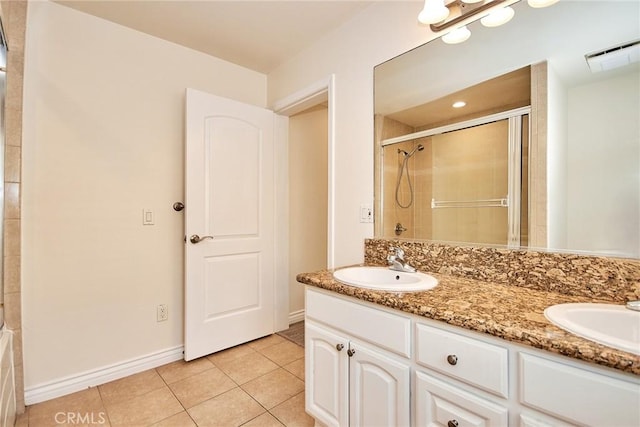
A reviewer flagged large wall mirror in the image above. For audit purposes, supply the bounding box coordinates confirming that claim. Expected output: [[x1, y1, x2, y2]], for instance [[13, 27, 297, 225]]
[[374, 0, 640, 259]]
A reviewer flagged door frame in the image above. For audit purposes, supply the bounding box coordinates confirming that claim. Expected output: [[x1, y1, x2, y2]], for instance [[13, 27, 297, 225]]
[[272, 75, 336, 328]]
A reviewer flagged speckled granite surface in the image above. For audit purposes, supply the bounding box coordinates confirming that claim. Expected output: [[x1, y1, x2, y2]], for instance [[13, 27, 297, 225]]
[[365, 239, 640, 302], [297, 240, 640, 375]]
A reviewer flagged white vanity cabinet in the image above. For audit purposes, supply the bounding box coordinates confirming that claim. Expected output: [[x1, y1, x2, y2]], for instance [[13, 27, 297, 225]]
[[414, 370, 508, 426], [414, 322, 509, 426], [305, 321, 349, 426], [518, 353, 640, 427], [305, 288, 411, 427], [304, 287, 640, 427]]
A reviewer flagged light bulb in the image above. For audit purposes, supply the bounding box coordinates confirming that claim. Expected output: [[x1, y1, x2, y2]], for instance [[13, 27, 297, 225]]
[[418, 0, 450, 25], [442, 26, 471, 44], [480, 6, 515, 27], [527, 0, 559, 8]]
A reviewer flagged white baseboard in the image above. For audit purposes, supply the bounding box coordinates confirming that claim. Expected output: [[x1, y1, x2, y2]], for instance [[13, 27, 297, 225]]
[[289, 309, 305, 325], [25, 345, 184, 405]]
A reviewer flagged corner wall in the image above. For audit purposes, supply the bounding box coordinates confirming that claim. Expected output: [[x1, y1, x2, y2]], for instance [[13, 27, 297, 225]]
[[21, 0, 267, 398], [267, 1, 437, 267], [566, 71, 640, 258]]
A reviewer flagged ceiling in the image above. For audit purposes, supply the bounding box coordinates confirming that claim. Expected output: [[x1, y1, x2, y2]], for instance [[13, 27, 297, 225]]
[[55, 0, 373, 74], [388, 66, 531, 129]]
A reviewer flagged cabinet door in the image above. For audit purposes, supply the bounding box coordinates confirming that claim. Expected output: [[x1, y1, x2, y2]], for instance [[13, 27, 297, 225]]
[[305, 321, 349, 427], [415, 371, 508, 427], [349, 341, 411, 427]]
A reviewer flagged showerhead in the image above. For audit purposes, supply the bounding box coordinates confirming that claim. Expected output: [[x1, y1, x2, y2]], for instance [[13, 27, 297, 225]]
[[406, 144, 425, 157], [398, 144, 424, 158]]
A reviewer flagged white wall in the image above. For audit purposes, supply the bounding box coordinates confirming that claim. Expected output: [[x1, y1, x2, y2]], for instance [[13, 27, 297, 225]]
[[546, 63, 569, 250], [268, 1, 435, 267], [566, 71, 640, 258], [22, 1, 267, 390], [289, 107, 328, 315]]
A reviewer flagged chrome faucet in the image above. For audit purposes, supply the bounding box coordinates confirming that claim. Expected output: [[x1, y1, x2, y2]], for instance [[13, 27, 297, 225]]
[[387, 247, 416, 273]]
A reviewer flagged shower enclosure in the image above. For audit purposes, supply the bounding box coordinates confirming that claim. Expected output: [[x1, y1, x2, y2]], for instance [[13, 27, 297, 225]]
[[380, 108, 529, 247]]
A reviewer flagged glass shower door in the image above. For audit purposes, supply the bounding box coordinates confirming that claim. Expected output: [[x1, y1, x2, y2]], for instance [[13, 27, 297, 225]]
[[430, 119, 510, 245]]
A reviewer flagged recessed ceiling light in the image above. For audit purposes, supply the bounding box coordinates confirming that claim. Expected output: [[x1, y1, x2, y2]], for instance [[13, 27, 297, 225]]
[[452, 101, 466, 108]]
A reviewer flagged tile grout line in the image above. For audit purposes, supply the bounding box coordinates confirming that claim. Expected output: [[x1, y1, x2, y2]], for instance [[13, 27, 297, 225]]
[[21, 334, 306, 427], [160, 336, 289, 427], [95, 384, 115, 427], [152, 365, 199, 427]]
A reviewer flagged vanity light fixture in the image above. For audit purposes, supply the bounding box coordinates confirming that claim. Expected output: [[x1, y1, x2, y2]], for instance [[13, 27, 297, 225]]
[[480, 5, 515, 27], [442, 25, 471, 44], [418, 0, 450, 25], [424, 0, 557, 44], [527, 0, 559, 8]]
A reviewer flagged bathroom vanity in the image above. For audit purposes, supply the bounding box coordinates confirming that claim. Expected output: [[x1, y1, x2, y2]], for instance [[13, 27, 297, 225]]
[[297, 240, 640, 427]]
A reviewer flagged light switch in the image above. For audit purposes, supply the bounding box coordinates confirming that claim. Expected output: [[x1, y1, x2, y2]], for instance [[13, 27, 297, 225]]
[[360, 204, 373, 223], [143, 208, 154, 225]]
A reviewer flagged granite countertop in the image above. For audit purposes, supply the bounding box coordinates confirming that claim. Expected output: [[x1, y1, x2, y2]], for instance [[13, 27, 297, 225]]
[[297, 266, 640, 376]]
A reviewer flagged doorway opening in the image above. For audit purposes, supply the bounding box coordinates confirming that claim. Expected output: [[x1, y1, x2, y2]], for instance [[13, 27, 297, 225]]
[[273, 75, 335, 326], [288, 104, 328, 323]]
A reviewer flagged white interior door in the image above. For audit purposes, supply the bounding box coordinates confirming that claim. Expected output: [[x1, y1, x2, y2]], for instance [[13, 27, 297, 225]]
[[184, 88, 275, 361]]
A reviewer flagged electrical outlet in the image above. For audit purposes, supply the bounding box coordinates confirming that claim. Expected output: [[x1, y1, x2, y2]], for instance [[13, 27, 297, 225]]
[[157, 304, 168, 322]]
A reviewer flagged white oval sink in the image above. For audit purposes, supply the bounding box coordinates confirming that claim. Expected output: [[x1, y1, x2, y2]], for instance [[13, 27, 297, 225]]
[[544, 303, 640, 355], [333, 266, 438, 292]]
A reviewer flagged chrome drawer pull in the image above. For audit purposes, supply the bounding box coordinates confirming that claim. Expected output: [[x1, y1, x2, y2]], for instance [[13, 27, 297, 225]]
[[347, 348, 356, 357], [336, 343, 344, 351], [447, 354, 458, 365], [448, 420, 459, 427]]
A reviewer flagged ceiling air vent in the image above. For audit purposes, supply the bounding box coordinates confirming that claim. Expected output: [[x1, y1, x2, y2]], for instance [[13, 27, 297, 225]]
[[585, 40, 640, 73]]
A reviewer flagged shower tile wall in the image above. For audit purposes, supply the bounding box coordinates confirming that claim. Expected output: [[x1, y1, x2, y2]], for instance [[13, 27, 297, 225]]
[[381, 117, 510, 245], [381, 116, 415, 238], [413, 136, 432, 239], [1, 0, 27, 413], [430, 120, 509, 245]]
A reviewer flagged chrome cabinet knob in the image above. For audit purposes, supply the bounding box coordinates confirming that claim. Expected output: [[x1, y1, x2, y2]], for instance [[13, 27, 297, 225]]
[[189, 234, 214, 244], [448, 420, 459, 427], [447, 354, 458, 366], [336, 344, 344, 351], [347, 348, 356, 357]]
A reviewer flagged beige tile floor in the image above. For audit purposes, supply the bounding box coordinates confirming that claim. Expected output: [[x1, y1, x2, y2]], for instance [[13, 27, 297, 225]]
[[17, 334, 313, 427]]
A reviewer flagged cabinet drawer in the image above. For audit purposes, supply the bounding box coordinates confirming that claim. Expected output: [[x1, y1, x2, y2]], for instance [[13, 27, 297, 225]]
[[520, 353, 640, 427], [519, 411, 574, 427], [416, 323, 509, 398], [306, 288, 411, 357], [415, 370, 508, 427]]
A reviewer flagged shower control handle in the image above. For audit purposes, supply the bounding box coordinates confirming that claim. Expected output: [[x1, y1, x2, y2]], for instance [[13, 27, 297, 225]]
[[190, 234, 214, 244]]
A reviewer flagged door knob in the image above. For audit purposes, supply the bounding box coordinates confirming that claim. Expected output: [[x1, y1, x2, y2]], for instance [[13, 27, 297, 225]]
[[190, 234, 214, 244]]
